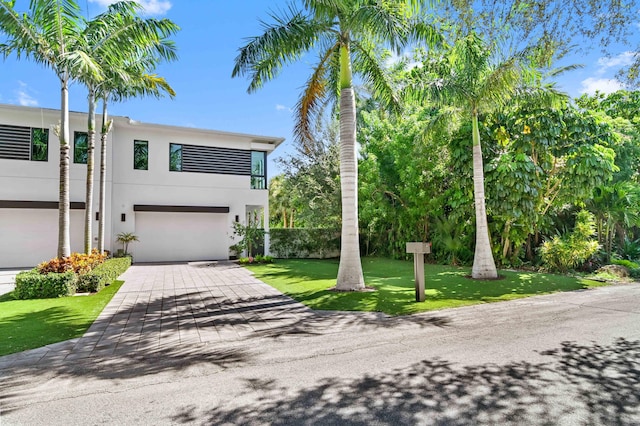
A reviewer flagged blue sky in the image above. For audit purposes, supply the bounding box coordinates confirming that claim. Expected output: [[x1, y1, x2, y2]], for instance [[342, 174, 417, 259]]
[[0, 0, 638, 178]]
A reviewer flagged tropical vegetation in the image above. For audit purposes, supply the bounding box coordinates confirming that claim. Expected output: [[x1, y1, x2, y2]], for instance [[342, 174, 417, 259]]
[[0, 0, 178, 258], [233, 0, 439, 290]]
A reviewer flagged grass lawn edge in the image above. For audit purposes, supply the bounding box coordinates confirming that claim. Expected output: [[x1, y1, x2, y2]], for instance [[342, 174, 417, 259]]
[[244, 258, 618, 316]]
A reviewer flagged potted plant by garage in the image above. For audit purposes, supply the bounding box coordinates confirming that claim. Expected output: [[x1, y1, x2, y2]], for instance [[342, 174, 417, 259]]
[[116, 232, 139, 260]]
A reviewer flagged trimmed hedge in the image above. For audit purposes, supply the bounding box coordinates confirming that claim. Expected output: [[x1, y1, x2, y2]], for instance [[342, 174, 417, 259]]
[[15, 270, 77, 299], [269, 228, 340, 259], [77, 257, 132, 293], [14, 257, 131, 299]]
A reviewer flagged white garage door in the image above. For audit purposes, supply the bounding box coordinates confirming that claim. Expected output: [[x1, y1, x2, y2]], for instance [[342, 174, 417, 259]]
[[133, 211, 229, 263], [0, 209, 84, 268]]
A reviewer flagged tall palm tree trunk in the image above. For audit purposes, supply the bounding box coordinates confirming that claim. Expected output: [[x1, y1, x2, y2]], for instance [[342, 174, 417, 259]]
[[471, 111, 498, 279], [84, 91, 96, 253], [97, 99, 110, 253], [335, 44, 365, 290], [58, 77, 71, 259]]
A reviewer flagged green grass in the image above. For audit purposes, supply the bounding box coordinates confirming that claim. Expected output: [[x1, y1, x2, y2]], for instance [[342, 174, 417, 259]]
[[245, 258, 607, 316], [0, 280, 124, 356]]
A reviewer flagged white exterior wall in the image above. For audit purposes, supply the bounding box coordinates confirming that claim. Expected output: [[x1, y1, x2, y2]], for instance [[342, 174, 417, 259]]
[[0, 104, 280, 268]]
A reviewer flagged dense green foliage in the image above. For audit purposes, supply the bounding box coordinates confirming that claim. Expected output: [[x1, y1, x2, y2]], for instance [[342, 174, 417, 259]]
[[245, 258, 605, 316], [76, 257, 132, 292], [15, 257, 130, 298], [271, 87, 640, 272], [270, 228, 340, 258], [0, 280, 124, 356], [14, 271, 78, 299], [539, 211, 600, 272]]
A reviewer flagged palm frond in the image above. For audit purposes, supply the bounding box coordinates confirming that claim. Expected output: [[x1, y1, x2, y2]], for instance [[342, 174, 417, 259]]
[[352, 38, 400, 113], [294, 43, 339, 145], [232, 4, 332, 93]]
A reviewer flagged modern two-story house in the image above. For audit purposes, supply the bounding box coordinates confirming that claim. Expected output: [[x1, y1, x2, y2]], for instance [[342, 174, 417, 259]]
[[0, 103, 283, 268]]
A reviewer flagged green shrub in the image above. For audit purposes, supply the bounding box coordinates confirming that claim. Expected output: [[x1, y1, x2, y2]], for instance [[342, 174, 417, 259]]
[[77, 257, 132, 293], [540, 210, 600, 273], [239, 254, 274, 264], [15, 270, 77, 299], [76, 274, 103, 293], [611, 259, 640, 269], [630, 268, 640, 280], [269, 228, 340, 258]]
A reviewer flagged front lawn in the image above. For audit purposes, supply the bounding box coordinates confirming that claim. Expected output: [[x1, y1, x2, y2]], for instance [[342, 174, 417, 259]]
[[245, 258, 606, 315], [0, 280, 124, 356]]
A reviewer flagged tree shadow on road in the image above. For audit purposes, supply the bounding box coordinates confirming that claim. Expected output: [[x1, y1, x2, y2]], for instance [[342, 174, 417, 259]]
[[183, 337, 640, 425], [0, 289, 448, 416]]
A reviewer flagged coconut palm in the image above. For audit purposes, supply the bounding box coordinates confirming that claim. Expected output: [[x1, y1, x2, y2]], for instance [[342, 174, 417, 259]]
[[0, 0, 101, 258], [76, 1, 178, 254], [233, 0, 439, 290], [408, 32, 561, 279]]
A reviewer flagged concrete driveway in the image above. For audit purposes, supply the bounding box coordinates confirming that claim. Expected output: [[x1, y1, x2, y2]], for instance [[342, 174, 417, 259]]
[[1, 263, 639, 425], [0, 269, 23, 296]]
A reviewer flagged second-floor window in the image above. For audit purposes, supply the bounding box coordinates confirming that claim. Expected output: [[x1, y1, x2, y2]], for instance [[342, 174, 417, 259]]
[[169, 143, 182, 171], [0, 124, 48, 161], [251, 151, 266, 189], [30, 128, 48, 161], [73, 131, 88, 164], [134, 140, 148, 170]]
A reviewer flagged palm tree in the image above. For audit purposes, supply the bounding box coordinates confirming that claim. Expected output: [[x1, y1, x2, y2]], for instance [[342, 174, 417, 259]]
[[233, 0, 438, 290], [76, 1, 178, 254], [116, 231, 138, 255], [95, 64, 176, 254], [0, 0, 101, 258], [408, 32, 558, 279], [587, 182, 640, 261]]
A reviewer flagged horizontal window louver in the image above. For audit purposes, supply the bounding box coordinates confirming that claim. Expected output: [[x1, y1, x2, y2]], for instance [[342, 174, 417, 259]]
[[0, 124, 31, 160], [182, 144, 251, 175]]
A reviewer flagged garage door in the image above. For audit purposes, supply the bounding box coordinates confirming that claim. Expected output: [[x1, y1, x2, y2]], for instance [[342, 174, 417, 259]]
[[133, 211, 229, 263], [0, 209, 84, 268]]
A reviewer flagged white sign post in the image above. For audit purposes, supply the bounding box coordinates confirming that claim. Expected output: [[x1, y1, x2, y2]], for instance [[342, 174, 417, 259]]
[[406, 242, 431, 302]]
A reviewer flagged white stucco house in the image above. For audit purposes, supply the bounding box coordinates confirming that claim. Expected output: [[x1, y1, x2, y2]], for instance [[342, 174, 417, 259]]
[[0, 103, 283, 268]]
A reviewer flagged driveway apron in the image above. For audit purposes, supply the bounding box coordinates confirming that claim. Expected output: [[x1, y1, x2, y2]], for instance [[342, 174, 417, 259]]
[[0, 262, 443, 370], [0, 262, 316, 368], [78, 262, 315, 356]]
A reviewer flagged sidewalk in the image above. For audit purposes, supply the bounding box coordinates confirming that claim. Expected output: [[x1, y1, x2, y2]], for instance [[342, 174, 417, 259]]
[[0, 268, 25, 296]]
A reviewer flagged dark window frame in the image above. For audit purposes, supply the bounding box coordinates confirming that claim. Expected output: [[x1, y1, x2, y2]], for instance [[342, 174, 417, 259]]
[[169, 143, 182, 171], [251, 151, 267, 189], [73, 131, 88, 164], [133, 139, 149, 170], [30, 128, 49, 161]]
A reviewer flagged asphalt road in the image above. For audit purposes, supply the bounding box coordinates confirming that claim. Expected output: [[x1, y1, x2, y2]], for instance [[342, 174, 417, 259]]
[[1, 282, 639, 425]]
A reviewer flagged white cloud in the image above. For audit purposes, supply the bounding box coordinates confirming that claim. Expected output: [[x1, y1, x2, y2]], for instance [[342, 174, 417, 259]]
[[89, 0, 172, 16], [14, 81, 38, 106], [597, 51, 635, 71], [580, 77, 624, 95], [384, 51, 421, 70], [275, 104, 292, 112]]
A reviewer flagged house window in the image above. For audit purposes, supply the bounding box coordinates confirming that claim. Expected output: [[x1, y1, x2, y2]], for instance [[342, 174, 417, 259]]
[[251, 151, 266, 189], [134, 140, 148, 170], [0, 124, 48, 161], [31, 128, 48, 161], [74, 131, 88, 164], [169, 143, 182, 171]]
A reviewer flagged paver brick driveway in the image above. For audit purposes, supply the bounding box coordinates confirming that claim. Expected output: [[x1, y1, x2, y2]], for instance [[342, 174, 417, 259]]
[[1, 262, 441, 370]]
